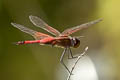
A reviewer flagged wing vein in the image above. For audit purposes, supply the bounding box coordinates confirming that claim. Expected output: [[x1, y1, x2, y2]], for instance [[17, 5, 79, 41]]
[[29, 15, 61, 36], [61, 18, 102, 36]]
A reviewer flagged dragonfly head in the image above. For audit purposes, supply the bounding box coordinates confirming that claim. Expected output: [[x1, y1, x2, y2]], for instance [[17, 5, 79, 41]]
[[72, 37, 80, 48]]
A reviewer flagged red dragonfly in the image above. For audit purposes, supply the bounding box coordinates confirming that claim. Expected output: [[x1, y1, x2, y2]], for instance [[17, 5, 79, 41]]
[[11, 15, 102, 73]]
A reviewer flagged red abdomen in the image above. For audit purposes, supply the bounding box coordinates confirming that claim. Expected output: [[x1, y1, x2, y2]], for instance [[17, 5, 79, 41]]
[[40, 37, 55, 44]]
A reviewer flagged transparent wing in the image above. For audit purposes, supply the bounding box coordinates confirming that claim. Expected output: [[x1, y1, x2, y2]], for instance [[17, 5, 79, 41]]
[[11, 23, 53, 40], [29, 15, 61, 36], [61, 18, 102, 36]]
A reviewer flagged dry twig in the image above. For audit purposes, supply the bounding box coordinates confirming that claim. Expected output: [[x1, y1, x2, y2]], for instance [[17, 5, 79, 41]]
[[67, 46, 88, 80]]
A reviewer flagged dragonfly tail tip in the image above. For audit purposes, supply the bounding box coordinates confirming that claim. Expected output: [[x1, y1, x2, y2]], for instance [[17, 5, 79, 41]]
[[12, 42, 19, 45], [12, 41, 24, 45]]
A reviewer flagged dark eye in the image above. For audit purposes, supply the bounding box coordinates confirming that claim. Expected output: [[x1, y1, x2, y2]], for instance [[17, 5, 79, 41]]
[[73, 38, 76, 43], [73, 38, 80, 48]]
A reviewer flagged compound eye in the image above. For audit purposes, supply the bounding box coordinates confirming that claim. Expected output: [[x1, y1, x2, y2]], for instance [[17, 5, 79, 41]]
[[73, 38, 76, 43], [72, 37, 77, 45], [74, 38, 80, 48]]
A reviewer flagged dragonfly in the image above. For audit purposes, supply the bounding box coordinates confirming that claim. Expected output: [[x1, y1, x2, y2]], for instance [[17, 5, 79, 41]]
[[11, 15, 102, 74]]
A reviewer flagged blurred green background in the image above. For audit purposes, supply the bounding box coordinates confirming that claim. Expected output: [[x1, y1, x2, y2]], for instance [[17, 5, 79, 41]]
[[0, 0, 120, 80]]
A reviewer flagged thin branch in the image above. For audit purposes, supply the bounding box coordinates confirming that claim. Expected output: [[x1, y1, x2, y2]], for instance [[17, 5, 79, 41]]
[[67, 46, 88, 80]]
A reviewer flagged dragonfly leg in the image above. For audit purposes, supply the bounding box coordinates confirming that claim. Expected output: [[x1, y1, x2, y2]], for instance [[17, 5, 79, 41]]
[[60, 48, 71, 74], [68, 48, 78, 59]]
